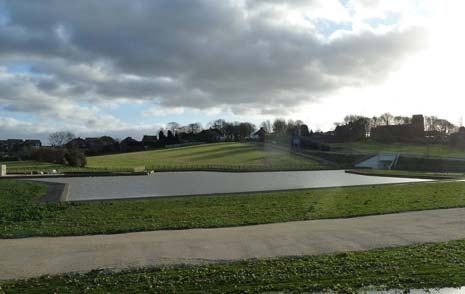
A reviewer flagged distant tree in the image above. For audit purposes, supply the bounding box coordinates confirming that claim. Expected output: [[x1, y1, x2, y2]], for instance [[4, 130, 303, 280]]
[[300, 124, 311, 136], [49, 131, 76, 147], [260, 120, 272, 133], [437, 119, 456, 135], [166, 130, 179, 145], [210, 119, 227, 134], [393, 116, 411, 125], [188, 122, 202, 134], [167, 122, 180, 133], [238, 122, 256, 140], [379, 113, 394, 126], [224, 122, 235, 140], [158, 130, 166, 145], [272, 119, 287, 134]]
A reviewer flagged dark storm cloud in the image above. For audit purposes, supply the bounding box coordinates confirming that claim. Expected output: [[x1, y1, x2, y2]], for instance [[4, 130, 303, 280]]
[[0, 0, 430, 115]]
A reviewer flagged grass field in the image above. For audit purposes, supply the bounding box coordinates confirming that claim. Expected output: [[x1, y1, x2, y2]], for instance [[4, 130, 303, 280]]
[[330, 141, 465, 157], [2, 239, 465, 293], [3, 143, 325, 173], [2, 160, 132, 174], [87, 142, 324, 171], [2, 180, 465, 238]]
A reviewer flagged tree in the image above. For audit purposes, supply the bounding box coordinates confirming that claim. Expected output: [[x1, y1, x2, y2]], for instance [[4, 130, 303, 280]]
[[393, 116, 411, 125], [379, 113, 394, 126], [187, 122, 202, 134], [158, 130, 166, 145], [238, 122, 256, 140], [65, 149, 87, 167], [300, 124, 311, 136], [260, 120, 272, 133], [272, 119, 287, 134], [49, 131, 75, 147], [210, 119, 227, 133], [167, 122, 180, 133]]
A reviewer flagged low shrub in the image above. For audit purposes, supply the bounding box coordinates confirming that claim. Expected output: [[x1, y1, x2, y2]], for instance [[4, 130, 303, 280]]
[[31, 148, 87, 167], [65, 149, 87, 167]]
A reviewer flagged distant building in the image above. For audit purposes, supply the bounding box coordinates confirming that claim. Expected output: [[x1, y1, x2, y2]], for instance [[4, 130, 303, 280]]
[[334, 119, 368, 142], [142, 135, 159, 149], [371, 114, 425, 142]]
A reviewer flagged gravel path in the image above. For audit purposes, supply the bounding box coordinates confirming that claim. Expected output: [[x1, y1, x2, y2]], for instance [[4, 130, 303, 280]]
[[35, 170, 431, 201], [1, 207, 464, 280]]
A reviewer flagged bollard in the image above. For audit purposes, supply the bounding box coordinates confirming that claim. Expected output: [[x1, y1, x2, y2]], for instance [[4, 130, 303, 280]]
[[0, 164, 6, 177]]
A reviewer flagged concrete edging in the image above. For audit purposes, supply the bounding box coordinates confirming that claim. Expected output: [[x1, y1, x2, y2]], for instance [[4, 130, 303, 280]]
[[345, 169, 458, 180], [36, 182, 70, 203]]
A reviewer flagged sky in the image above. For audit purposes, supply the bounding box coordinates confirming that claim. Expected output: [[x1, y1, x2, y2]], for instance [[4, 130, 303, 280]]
[[0, 0, 464, 142]]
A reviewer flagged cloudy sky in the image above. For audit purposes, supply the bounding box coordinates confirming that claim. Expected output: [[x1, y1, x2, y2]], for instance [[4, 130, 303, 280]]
[[0, 0, 463, 141]]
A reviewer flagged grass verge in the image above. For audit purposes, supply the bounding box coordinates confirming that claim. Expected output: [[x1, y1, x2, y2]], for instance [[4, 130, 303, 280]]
[[2, 240, 465, 293], [329, 141, 465, 158], [2, 180, 465, 238]]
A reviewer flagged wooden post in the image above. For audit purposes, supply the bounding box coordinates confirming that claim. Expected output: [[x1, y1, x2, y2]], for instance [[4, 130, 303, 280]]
[[0, 164, 6, 177]]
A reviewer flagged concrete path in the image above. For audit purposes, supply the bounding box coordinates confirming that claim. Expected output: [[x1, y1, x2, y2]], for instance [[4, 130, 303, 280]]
[[1, 207, 465, 280], [35, 170, 431, 201]]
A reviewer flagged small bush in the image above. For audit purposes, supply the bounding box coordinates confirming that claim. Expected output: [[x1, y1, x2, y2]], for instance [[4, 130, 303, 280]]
[[65, 149, 87, 167], [31, 148, 87, 167], [31, 148, 67, 164]]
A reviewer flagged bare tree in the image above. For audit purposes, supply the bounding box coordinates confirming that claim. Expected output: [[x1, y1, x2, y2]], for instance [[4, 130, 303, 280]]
[[379, 113, 394, 126], [260, 120, 272, 133], [167, 122, 180, 133], [187, 122, 202, 134], [48, 131, 76, 147], [210, 119, 227, 133], [393, 116, 411, 125], [272, 118, 287, 133]]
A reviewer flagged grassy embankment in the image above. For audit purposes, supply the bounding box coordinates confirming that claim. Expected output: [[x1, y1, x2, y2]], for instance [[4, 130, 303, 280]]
[[2, 180, 465, 238], [329, 141, 465, 158], [4, 142, 324, 174], [2, 240, 465, 293]]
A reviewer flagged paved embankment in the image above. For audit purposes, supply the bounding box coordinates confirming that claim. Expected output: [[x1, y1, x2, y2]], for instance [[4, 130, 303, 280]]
[[34, 170, 431, 201], [1, 207, 465, 280]]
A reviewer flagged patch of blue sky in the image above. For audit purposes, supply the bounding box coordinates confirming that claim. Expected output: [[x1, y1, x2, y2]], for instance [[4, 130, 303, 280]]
[[364, 12, 402, 28], [0, 2, 8, 25], [313, 19, 352, 38], [104, 100, 234, 127], [6, 63, 32, 74], [0, 108, 38, 123]]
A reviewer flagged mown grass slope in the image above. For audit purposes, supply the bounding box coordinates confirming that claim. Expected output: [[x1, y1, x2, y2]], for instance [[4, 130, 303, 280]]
[[87, 142, 323, 171]]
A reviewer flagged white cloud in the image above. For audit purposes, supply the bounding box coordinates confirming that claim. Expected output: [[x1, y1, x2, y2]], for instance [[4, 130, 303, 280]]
[[0, 0, 441, 138]]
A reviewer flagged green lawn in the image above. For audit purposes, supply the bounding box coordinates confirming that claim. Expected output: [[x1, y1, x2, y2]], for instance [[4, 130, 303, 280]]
[[330, 141, 465, 158], [2, 239, 465, 293], [3, 160, 132, 174], [87, 142, 323, 171], [2, 180, 465, 238], [3, 143, 325, 174]]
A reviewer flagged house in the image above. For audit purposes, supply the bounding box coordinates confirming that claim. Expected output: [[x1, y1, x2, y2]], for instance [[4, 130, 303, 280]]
[[0, 139, 42, 159], [142, 135, 158, 149], [66, 137, 88, 149], [120, 137, 144, 152], [24, 140, 42, 148]]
